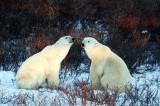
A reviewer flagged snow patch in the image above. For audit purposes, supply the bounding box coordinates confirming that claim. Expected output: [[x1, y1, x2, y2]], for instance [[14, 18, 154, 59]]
[[0, 64, 160, 105], [141, 30, 148, 34]]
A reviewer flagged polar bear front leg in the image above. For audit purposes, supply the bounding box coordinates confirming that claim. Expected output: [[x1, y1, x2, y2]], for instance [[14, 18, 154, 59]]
[[47, 73, 59, 89], [89, 62, 104, 89], [90, 72, 102, 89]]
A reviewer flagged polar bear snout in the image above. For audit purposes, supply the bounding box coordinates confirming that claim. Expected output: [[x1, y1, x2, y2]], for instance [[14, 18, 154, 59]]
[[72, 38, 75, 42], [81, 43, 85, 48], [69, 37, 75, 43]]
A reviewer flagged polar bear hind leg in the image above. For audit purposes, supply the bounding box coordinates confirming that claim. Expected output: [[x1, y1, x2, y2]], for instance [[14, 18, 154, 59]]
[[46, 73, 59, 89], [101, 75, 132, 92], [16, 73, 41, 90], [100, 75, 122, 92]]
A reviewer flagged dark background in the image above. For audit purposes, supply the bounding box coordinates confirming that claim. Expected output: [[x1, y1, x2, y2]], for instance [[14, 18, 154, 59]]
[[0, 0, 160, 74]]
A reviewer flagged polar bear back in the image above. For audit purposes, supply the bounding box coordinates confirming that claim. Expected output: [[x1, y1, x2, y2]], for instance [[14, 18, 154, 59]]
[[93, 45, 132, 83]]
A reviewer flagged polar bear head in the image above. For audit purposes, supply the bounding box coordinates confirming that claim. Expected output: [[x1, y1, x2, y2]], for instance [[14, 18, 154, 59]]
[[55, 35, 75, 47], [81, 37, 110, 59], [81, 37, 101, 59], [81, 37, 100, 49]]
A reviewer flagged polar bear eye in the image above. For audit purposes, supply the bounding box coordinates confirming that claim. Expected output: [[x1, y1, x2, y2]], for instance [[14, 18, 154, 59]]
[[65, 37, 67, 39], [88, 41, 90, 43]]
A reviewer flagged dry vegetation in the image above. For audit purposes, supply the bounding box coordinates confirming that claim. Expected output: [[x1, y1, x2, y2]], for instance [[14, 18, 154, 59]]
[[0, 0, 160, 72], [0, 82, 159, 106]]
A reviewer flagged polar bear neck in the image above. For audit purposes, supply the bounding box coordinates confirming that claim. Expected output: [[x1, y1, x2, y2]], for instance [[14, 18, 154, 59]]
[[86, 44, 111, 60], [53, 45, 71, 63], [43, 45, 71, 64]]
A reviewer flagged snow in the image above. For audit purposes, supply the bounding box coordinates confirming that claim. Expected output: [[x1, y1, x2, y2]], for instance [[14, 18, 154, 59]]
[[73, 20, 82, 32], [0, 71, 16, 88], [0, 64, 160, 105], [141, 30, 148, 34], [0, 68, 91, 105], [115, 65, 160, 106], [0, 71, 61, 105]]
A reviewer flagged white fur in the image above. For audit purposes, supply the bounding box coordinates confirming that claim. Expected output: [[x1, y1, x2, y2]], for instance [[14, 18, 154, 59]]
[[16, 36, 74, 89], [82, 37, 133, 92]]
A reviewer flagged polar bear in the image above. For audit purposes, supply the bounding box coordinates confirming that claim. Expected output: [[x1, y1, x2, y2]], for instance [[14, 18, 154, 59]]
[[81, 37, 133, 93], [16, 36, 75, 90]]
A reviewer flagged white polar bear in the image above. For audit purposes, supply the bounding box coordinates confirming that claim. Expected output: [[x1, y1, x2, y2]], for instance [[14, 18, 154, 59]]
[[16, 36, 74, 90], [81, 37, 133, 92]]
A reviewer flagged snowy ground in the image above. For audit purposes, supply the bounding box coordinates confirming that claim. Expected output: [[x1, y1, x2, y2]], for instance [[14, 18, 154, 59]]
[[0, 64, 160, 105]]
